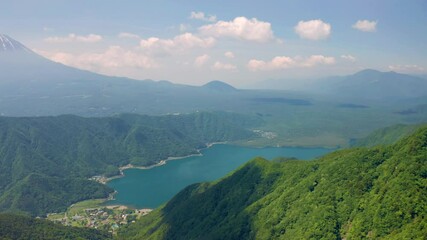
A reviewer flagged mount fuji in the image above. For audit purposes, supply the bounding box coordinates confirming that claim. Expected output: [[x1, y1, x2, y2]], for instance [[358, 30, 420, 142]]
[[0, 34, 103, 83], [1, 34, 425, 117], [0, 34, 239, 116], [0, 34, 32, 52]]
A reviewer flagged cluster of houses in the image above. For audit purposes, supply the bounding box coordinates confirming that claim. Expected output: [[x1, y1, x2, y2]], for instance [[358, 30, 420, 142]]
[[52, 206, 152, 233]]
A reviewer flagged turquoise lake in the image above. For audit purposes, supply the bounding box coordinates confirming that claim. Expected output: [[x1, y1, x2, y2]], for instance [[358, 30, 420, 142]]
[[107, 144, 332, 209]]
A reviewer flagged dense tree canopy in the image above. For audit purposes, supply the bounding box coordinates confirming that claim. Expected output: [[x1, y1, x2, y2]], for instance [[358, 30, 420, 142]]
[[0, 112, 259, 216], [119, 126, 427, 239], [0, 214, 112, 240]]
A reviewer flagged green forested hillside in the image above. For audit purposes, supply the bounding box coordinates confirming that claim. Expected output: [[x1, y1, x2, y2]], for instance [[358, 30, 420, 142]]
[[0, 112, 259, 216], [352, 123, 423, 147], [0, 213, 112, 240], [118, 126, 427, 239], [0, 174, 112, 216]]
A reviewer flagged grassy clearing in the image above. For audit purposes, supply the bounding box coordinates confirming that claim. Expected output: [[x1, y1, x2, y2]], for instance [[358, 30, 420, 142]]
[[67, 199, 106, 216]]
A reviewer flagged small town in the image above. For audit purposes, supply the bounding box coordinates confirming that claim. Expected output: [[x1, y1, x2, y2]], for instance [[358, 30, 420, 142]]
[[48, 201, 151, 234]]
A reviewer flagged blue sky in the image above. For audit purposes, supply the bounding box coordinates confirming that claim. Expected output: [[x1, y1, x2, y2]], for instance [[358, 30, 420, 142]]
[[1, 0, 426, 86]]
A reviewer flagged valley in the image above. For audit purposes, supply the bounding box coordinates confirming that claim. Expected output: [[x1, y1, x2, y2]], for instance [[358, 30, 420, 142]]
[[118, 125, 427, 239], [1, 3, 427, 237], [0, 112, 259, 216], [1, 34, 426, 149]]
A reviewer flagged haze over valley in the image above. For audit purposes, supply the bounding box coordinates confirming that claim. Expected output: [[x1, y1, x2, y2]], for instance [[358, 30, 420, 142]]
[[0, 1, 426, 239]]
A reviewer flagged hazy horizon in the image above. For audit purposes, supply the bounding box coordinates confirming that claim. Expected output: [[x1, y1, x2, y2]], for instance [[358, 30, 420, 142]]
[[1, 0, 426, 88]]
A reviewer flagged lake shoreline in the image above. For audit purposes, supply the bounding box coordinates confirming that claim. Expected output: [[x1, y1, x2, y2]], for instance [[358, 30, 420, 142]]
[[51, 145, 332, 223], [104, 144, 333, 209], [92, 142, 336, 185], [93, 142, 227, 185], [55, 142, 221, 220]]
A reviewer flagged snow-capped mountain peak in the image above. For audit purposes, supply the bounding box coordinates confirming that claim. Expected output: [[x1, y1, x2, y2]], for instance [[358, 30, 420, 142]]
[[0, 34, 31, 52]]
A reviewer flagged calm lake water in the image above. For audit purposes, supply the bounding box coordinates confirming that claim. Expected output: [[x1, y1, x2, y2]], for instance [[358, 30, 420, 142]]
[[107, 144, 332, 209]]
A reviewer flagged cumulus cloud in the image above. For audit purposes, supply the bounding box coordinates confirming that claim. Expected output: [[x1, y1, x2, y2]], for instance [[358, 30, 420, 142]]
[[190, 11, 217, 22], [118, 32, 140, 39], [352, 20, 377, 32], [341, 54, 356, 62], [301, 55, 335, 67], [248, 57, 295, 71], [199, 17, 275, 42], [388, 64, 426, 73], [194, 54, 210, 67], [212, 61, 237, 71], [294, 20, 331, 40], [44, 33, 103, 43], [224, 51, 235, 58], [247, 55, 335, 71], [139, 33, 216, 55], [37, 46, 157, 71]]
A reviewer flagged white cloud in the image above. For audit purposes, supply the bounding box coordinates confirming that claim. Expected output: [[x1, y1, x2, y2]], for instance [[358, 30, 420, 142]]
[[37, 46, 157, 71], [139, 33, 216, 55], [194, 54, 210, 67], [248, 57, 295, 71], [44, 33, 103, 43], [388, 64, 426, 73], [199, 17, 275, 42], [190, 11, 217, 22], [118, 32, 140, 39], [352, 20, 377, 32], [212, 61, 237, 71], [301, 55, 335, 67], [341, 54, 356, 62], [224, 51, 235, 58], [248, 55, 335, 71], [294, 20, 331, 40]]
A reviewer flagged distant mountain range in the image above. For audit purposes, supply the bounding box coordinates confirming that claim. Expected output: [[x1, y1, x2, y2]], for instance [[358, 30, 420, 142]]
[[311, 69, 427, 101], [1, 34, 426, 116], [251, 69, 427, 102], [1, 34, 426, 149], [202, 80, 237, 92], [0, 34, 243, 116]]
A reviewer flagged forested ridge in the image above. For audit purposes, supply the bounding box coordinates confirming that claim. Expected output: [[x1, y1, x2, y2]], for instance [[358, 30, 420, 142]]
[[0, 123, 425, 239], [118, 125, 427, 239], [352, 123, 422, 147], [0, 213, 112, 240], [0, 112, 259, 216]]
